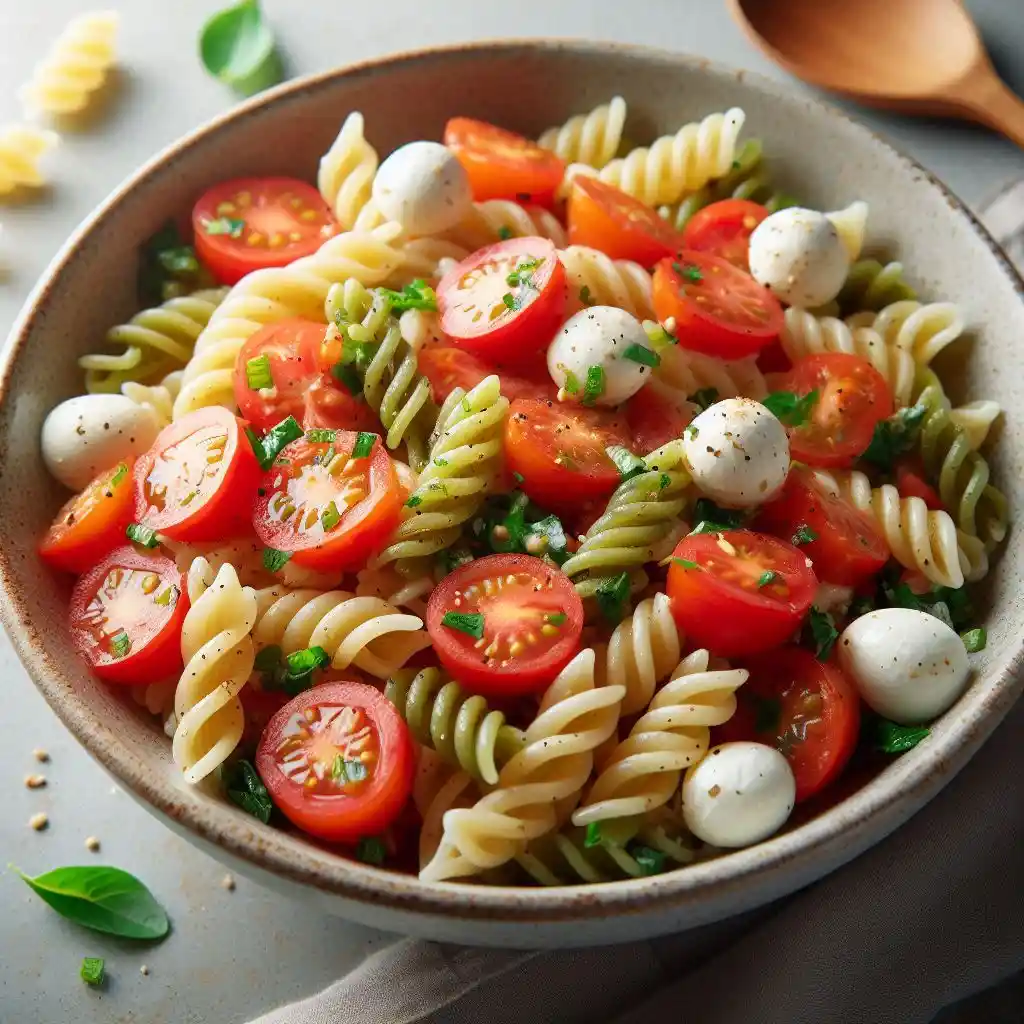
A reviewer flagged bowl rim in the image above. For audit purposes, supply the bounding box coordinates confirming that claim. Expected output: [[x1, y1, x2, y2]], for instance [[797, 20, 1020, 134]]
[[3, 37, 1022, 926]]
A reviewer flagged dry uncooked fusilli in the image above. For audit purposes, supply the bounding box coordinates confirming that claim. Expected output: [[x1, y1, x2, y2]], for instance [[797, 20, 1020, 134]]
[[573, 650, 747, 825], [20, 10, 118, 117], [172, 558, 257, 784], [251, 585, 430, 679], [558, 246, 655, 319], [538, 97, 627, 169], [0, 124, 58, 193], [317, 112, 379, 230], [562, 108, 746, 207], [419, 648, 625, 881], [173, 224, 406, 418]]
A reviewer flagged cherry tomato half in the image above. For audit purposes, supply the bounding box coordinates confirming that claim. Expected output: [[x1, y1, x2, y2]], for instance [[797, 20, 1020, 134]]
[[69, 546, 188, 685], [193, 177, 338, 285], [567, 177, 685, 266], [252, 430, 403, 572], [756, 466, 888, 587], [626, 380, 694, 455], [426, 554, 584, 696], [653, 252, 783, 359], [437, 237, 567, 364], [134, 407, 261, 541], [681, 198, 770, 270], [895, 457, 943, 510], [40, 460, 135, 574], [720, 648, 861, 802], [417, 346, 555, 404], [504, 398, 630, 512], [778, 353, 893, 468], [256, 681, 415, 843], [667, 530, 818, 658], [443, 118, 565, 206]]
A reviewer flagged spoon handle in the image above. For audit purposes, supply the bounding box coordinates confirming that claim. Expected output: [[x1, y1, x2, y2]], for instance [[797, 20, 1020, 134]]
[[961, 74, 1024, 150]]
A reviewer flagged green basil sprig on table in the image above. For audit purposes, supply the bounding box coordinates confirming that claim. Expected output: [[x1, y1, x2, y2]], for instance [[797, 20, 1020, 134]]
[[199, 0, 283, 97]]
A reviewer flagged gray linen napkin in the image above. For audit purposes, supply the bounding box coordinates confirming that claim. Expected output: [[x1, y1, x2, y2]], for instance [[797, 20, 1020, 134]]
[[251, 186, 1024, 1024]]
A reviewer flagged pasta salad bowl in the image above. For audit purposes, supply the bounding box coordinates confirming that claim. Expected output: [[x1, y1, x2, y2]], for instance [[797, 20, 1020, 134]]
[[1, 40, 1021, 948]]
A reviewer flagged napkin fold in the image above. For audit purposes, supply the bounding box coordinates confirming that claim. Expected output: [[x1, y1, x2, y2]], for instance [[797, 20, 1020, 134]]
[[251, 184, 1024, 1024]]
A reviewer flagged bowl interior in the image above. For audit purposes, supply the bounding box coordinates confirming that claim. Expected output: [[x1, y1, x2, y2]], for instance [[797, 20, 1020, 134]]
[[1, 41, 1021, 943]]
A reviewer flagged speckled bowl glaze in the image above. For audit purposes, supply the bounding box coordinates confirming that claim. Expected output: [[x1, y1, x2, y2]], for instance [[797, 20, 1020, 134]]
[[1, 41, 1021, 949]]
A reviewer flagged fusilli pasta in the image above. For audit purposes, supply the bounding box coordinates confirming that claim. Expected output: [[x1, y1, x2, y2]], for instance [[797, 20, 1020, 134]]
[[654, 334, 768, 400], [444, 200, 568, 250], [172, 558, 257, 784], [837, 259, 916, 314], [537, 97, 627, 169], [558, 246, 655, 319], [0, 124, 58, 193], [317, 111, 378, 231], [20, 10, 118, 117], [419, 648, 625, 881], [848, 300, 964, 368]]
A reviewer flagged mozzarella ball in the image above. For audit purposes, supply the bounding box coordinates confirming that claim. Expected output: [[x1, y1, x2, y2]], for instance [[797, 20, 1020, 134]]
[[683, 742, 796, 848], [547, 306, 654, 407], [42, 394, 161, 491], [838, 608, 971, 724], [371, 141, 472, 236], [681, 397, 789, 507], [748, 207, 851, 308]]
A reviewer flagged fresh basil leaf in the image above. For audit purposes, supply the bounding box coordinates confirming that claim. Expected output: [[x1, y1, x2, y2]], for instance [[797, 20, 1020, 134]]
[[757, 570, 778, 588], [606, 445, 646, 482], [223, 759, 274, 823], [245, 353, 273, 391], [860, 403, 929, 471], [199, 0, 283, 97], [262, 547, 291, 572], [405, 494, 422, 508], [622, 343, 659, 368], [261, 417, 303, 467], [17, 865, 170, 940], [437, 547, 474, 575], [583, 821, 603, 848], [202, 216, 246, 238], [762, 389, 819, 427], [138, 222, 206, 305], [582, 365, 605, 406], [125, 523, 159, 549], [527, 514, 569, 565], [356, 837, 387, 865], [960, 627, 987, 653], [672, 558, 699, 569], [791, 524, 818, 546], [80, 957, 105, 987], [579, 284, 593, 305], [689, 498, 744, 535], [546, 612, 568, 626], [253, 644, 282, 675], [872, 718, 930, 755], [442, 611, 485, 638], [673, 260, 703, 283], [376, 279, 437, 312], [627, 842, 665, 876], [306, 428, 337, 444], [595, 572, 631, 624], [352, 431, 377, 459], [804, 607, 839, 661]]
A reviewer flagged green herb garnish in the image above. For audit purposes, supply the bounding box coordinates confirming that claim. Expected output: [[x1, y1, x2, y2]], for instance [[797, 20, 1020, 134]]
[[245, 353, 273, 391], [805, 608, 839, 661], [871, 718, 930, 755], [757, 570, 779, 588], [506, 257, 542, 287], [579, 285, 593, 305], [628, 843, 665, 876], [582, 365, 605, 406], [405, 494, 422, 508], [223, 759, 274, 823], [80, 957, 105, 987], [306, 428, 337, 444], [622, 343, 660, 368], [110, 630, 131, 660], [595, 572, 631, 624], [791, 524, 818, 546], [606, 445, 646, 482], [752, 694, 782, 733], [248, 416, 303, 470], [762, 389, 819, 427], [562, 368, 580, 395], [262, 547, 291, 572], [203, 216, 246, 238], [199, 0, 283, 97], [960, 627, 987, 653], [689, 498, 744, 535], [881, 575, 974, 631], [672, 558, 699, 570], [502, 292, 517, 311], [110, 462, 129, 487], [497, 225, 513, 241], [583, 822, 603, 848], [352, 431, 376, 459], [356, 836, 387, 865], [688, 387, 720, 412], [320, 501, 341, 532], [377, 279, 437, 312], [673, 261, 703, 283], [125, 523, 159, 548], [512, 471, 524, 484], [547, 612, 568, 626], [860, 403, 929, 471], [442, 611, 485, 639], [437, 547, 474, 575], [331, 755, 368, 784], [138, 222, 208, 303]]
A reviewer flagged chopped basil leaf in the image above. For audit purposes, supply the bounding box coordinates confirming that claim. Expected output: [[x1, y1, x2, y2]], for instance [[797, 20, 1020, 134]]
[[203, 216, 246, 237], [437, 547, 474, 575], [960, 627, 987, 653], [644, 320, 678, 348], [562, 368, 580, 395], [223, 759, 274, 823], [762, 389, 819, 427], [110, 630, 131, 659], [791, 524, 818, 546], [262, 547, 291, 572], [583, 822, 603, 848], [306, 428, 337, 444], [125, 523, 159, 548], [880, 576, 974, 632], [321, 501, 341, 532], [245, 353, 273, 391], [406, 494, 422, 508], [688, 387, 719, 412], [752, 694, 782, 733], [512, 471, 524, 484], [606, 445, 646, 482], [689, 499, 744, 535], [582, 365, 605, 406], [757, 570, 778, 588], [628, 843, 666, 876], [547, 612, 568, 626], [352, 431, 376, 459], [286, 646, 329, 676], [805, 607, 839, 661], [153, 585, 178, 607], [497, 225, 513, 240], [331, 361, 364, 398], [527, 514, 569, 565], [672, 558, 699, 570], [860, 403, 929, 471], [579, 285, 593, 306], [673, 260, 703, 283], [356, 836, 387, 865], [377, 279, 437, 312], [248, 416, 303, 470], [80, 957, 105, 987], [138, 222, 209, 304], [110, 462, 129, 487], [659, 473, 671, 490], [502, 292, 517, 311], [253, 644, 283, 674], [257, 645, 329, 696], [622, 343, 659, 368], [869, 716, 929, 755], [442, 611, 485, 639], [595, 571, 631, 624], [199, 0, 283, 97], [506, 257, 541, 287]]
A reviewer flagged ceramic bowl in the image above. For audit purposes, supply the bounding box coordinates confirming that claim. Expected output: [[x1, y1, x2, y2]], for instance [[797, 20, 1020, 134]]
[[1, 41, 1020, 949]]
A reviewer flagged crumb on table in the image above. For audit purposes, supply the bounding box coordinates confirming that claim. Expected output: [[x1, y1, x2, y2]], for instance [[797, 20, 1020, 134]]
[[24, 773, 46, 789], [29, 812, 48, 831], [32, 748, 50, 763], [221, 874, 236, 891], [85, 836, 100, 852]]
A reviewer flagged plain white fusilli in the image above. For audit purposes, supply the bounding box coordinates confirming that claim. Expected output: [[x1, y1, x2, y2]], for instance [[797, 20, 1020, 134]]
[[846, 300, 965, 368], [538, 96, 627, 169], [656, 336, 768, 400], [317, 111, 379, 230], [558, 246, 655, 319], [445, 200, 568, 250]]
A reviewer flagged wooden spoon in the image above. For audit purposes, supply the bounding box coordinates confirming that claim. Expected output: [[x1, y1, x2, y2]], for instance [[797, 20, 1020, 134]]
[[729, 0, 1024, 148]]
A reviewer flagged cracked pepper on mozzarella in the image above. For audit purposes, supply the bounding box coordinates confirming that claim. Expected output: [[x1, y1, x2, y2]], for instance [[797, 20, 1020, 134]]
[[681, 398, 790, 507]]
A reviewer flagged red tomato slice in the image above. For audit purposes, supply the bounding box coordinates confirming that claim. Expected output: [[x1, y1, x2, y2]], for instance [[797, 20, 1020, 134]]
[[652, 252, 783, 359], [39, 460, 135, 574], [193, 177, 338, 285], [256, 681, 414, 843], [252, 430, 403, 572], [626, 381, 694, 454], [895, 458, 943, 510], [756, 339, 793, 375], [567, 177, 685, 266], [69, 546, 188, 685], [302, 374, 381, 434], [504, 398, 630, 511], [443, 118, 565, 206], [681, 198, 769, 270], [778, 353, 893, 468], [426, 554, 584, 696], [417, 346, 555, 404], [134, 407, 261, 541], [720, 648, 861, 802], [756, 466, 889, 587], [667, 530, 818, 658], [437, 237, 567, 363]]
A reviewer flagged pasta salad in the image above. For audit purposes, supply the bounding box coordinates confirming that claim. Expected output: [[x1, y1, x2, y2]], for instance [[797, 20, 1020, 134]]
[[37, 99, 1007, 885]]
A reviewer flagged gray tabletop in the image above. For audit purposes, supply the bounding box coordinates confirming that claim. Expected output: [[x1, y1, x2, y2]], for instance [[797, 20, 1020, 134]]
[[3, 2, 1023, 1022]]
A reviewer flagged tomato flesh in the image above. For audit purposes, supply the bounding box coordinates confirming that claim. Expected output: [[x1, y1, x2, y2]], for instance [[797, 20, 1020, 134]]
[[437, 237, 567, 364], [667, 530, 818, 657], [895, 458, 943, 510], [779, 353, 894, 468], [721, 648, 861, 802], [567, 177, 685, 266], [40, 460, 135, 574], [444, 118, 565, 206], [417, 346, 555, 404], [427, 554, 584, 696], [69, 546, 188, 685], [504, 398, 630, 512], [252, 431, 402, 572], [681, 198, 769, 270], [256, 681, 414, 843], [756, 466, 888, 587], [653, 252, 783, 359], [193, 177, 338, 285], [626, 381, 693, 454]]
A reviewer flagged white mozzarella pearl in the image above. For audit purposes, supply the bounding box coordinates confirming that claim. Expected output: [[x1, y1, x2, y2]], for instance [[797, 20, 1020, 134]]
[[371, 141, 472, 236], [682, 742, 796, 848], [837, 608, 971, 724]]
